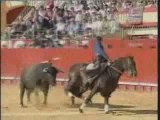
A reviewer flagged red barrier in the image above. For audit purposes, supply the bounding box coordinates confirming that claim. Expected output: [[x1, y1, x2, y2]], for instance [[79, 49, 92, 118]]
[[1, 39, 157, 85], [1, 48, 91, 79]]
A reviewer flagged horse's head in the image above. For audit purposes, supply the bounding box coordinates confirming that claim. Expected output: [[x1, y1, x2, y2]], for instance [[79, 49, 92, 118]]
[[123, 56, 137, 77]]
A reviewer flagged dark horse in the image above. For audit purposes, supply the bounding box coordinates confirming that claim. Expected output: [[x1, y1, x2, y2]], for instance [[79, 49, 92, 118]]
[[65, 56, 137, 113]]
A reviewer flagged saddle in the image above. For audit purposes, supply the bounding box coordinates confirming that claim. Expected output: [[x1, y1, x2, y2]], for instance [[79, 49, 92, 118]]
[[81, 63, 101, 75], [80, 63, 108, 86]]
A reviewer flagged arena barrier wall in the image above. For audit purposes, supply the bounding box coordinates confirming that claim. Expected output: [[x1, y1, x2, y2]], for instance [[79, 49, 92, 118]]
[[1, 39, 157, 92]]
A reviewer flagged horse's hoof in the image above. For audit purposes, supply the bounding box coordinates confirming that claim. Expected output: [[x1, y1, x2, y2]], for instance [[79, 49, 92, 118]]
[[79, 108, 84, 113], [105, 111, 109, 114], [105, 111, 111, 114]]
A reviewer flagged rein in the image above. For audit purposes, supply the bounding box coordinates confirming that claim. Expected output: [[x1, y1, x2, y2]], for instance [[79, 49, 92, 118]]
[[109, 65, 123, 74], [108, 63, 130, 77]]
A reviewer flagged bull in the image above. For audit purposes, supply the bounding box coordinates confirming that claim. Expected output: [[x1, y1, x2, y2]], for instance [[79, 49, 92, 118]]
[[20, 62, 63, 107]]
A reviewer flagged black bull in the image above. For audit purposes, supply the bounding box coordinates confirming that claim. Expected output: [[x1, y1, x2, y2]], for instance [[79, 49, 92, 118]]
[[20, 63, 63, 107], [65, 56, 137, 113]]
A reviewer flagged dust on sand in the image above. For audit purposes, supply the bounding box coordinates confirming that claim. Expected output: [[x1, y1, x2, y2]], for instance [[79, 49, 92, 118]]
[[1, 84, 157, 120]]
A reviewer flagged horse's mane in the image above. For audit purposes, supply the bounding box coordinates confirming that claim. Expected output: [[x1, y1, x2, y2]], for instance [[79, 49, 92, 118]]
[[113, 56, 133, 62], [111, 56, 134, 66]]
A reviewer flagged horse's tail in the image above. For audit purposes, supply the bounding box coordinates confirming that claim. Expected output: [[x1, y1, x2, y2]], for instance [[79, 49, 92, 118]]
[[64, 83, 69, 95], [64, 75, 72, 95]]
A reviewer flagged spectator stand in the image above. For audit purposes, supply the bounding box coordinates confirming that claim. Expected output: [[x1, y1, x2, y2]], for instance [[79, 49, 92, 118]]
[[2, 0, 157, 48], [120, 22, 157, 40], [120, 8, 156, 40]]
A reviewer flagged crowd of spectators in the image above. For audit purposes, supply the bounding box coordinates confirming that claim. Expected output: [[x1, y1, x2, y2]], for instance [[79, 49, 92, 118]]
[[2, 0, 157, 48]]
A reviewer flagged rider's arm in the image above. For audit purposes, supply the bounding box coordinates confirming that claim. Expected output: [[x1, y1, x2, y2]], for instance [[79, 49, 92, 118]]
[[94, 41, 108, 60]]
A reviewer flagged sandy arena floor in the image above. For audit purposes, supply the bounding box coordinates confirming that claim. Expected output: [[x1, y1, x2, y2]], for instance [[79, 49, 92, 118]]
[[1, 84, 157, 120]]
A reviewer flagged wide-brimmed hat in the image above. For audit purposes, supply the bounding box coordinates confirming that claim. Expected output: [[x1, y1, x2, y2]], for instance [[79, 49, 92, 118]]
[[96, 36, 102, 41]]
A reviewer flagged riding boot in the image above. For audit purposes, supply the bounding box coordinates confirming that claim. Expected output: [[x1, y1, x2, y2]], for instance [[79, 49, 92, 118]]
[[84, 62, 101, 87]]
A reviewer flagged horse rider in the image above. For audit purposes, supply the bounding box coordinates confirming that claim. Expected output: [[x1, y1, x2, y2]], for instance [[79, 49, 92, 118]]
[[81, 36, 112, 87]]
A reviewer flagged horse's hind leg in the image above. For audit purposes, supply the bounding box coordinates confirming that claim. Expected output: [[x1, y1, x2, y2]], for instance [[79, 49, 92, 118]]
[[79, 86, 98, 113], [71, 96, 75, 105]]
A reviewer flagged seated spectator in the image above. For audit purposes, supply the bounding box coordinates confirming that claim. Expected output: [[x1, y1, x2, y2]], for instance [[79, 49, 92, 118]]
[[38, 5, 47, 20], [66, 18, 76, 36], [64, 10, 70, 21], [93, 14, 104, 35], [74, 1, 83, 12], [1, 41, 8, 48], [106, 8, 119, 33], [75, 10, 83, 22], [45, 0, 54, 10], [138, 0, 145, 6], [98, 7, 106, 18], [2, 27, 11, 41], [25, 19, 33, 30], [56, 19, 66, 39], [121, 0, 132, 11], [13, 40, 26, 48], [145, 0, 155, 8], [84, 19, 93, 30], [74, 21, 84, 35], [89, 6, 97, 15], [37, 5, 51, 28], [70, 7, 76, 18], [46, 6, 53, 20], [125, 1, 133, 11]]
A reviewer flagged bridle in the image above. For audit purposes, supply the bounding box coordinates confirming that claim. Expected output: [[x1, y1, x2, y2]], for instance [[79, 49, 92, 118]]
[[107, 59, 132, 77]]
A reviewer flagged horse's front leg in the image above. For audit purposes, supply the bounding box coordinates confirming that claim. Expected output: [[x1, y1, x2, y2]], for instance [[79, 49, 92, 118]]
[[104, 96, 110, 113], [79, 86, 98, 113], [79, 87, 93, 104]]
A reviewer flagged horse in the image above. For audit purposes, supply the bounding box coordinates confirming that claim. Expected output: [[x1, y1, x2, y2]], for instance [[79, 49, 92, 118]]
[[65, 56, 137, 113]]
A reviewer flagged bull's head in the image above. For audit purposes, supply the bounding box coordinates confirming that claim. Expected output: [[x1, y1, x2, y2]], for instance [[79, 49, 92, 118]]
[[43, 66, 64, 86]]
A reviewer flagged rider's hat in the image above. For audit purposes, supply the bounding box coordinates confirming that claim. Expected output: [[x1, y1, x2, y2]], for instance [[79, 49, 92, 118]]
[[96, 36, 102, 41]]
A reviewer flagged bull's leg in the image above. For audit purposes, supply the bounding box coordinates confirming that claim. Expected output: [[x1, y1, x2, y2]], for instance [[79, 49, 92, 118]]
[[104, 96, 110, 113], [43, 88, 49, 105], [34, 88, 40, 105], [27, 89, 33, 103], [79, 86, 98, 113], [20, 83, 25, 107]]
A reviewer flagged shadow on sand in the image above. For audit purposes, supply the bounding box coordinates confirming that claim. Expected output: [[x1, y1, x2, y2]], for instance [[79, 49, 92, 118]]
[[111, 109, 157, 115], [64, 103, 134, 109], [64, 103, 157, 115]]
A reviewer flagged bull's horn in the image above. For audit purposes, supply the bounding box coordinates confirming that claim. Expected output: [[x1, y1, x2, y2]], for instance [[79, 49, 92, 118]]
[[52, 57, 61, 61], [56, 68, 64, 73]]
